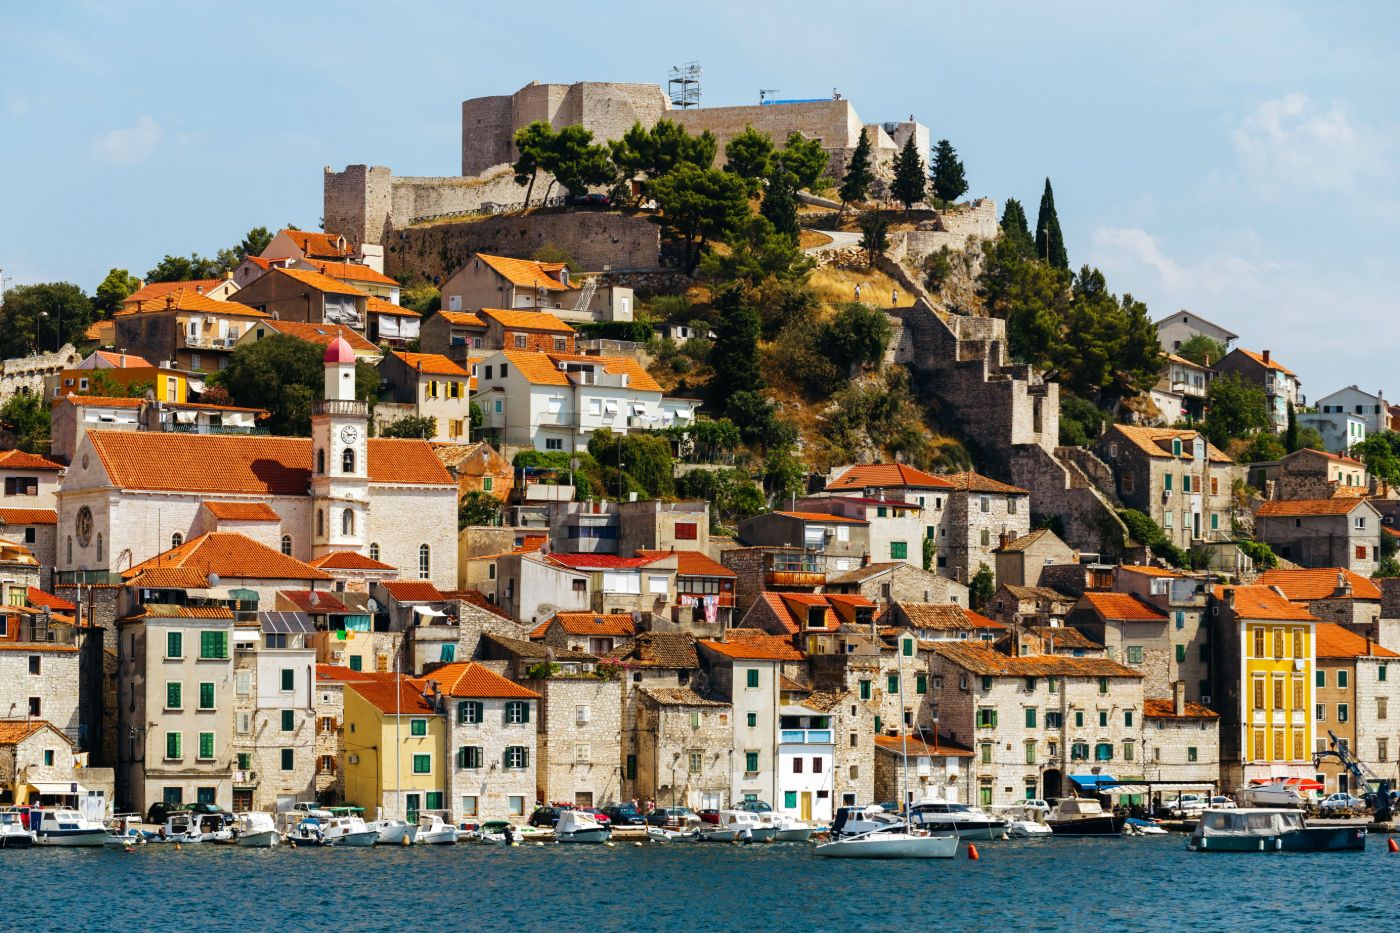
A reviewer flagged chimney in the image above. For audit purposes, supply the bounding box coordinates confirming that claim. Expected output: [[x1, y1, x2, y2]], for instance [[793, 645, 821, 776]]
[[1173, 680, 1185, 717], [1336, 571, 1352, 597], [999, 532, 1013, 550], [1222, 586, 1236, 608], [1262, 349, 1271, 365], [195, 284, 204, 294]]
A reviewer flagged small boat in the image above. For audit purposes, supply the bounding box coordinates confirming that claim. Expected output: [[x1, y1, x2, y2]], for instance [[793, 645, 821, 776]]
[[367, 819, 418, 846], [830, 805, 904, 838], [1237, 780, 1307, 809], [909, 797, 1009, 840], [767, 814, 814, 843], [0, 810, 35, 849], [104, 814, 145, 847], [286, 818, 330, 847], [234, 812, 281, 847], [814, 828, 959, 859], [1045, 798, 1125, 837], [1124, 817, 1168, 836], [415, 812, 459, 845], [28, 808, 115, 847], [992, 804, 1053, 838], [554, 808, 611, 843], [645, 825, 696, 843], [699, 809, 774, 843], [471, 820, 522, 845], [148, 812, 233, 844], [1189, 808, 1365, 852], [321, 814, 379, 847]]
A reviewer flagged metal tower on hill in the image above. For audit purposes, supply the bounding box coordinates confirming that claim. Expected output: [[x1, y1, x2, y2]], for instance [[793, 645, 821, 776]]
[[668, 62, 702, 109]]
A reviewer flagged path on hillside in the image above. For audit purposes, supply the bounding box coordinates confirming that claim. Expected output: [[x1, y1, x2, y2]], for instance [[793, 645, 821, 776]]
[[805, 230, 862, 254]]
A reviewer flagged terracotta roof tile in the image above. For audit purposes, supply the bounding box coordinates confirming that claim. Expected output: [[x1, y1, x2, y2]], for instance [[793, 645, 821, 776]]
[[90, 350, 154, 368], [476, 254, 569, 291], [605, 632, 699, 668], [1256, 568, 1382, 601], [480, 631, 597, 661], [437, 311, 485, 327], [1025, 626, 1101, 649], [893, 603, 979, 632], [27, 587, 75, 612], [381, 580, 446, 602], [635, 549, 735, 577], [202, 501, 281, 522], [124, 279, 227, 304], [122, 290, 265, 318], [280, 230, 355, 259], [442, 589, 513, 621], [345, 677, 437, 715], [308, 551, 395, 572], [826, 463, 957, 491], [123, 532, 332, 581], [480, 307, 575, 332], [0, 720, 52, 744], [873, 734, 974, 757], [306, 259, 398, 286], [994, 528, 1050, 552], [549, 612, 636, 637], [700, 631, 805, 661], [547, 553, 663, 570], [54, 395, 146, 409], [500, 348, 570, 386], [1002, 585, 1072, 602], [1108, 424, 1233, 464], [1080, 592, 1169, 622], [772, 510, 867, 524], [1143, 698, 1220, 719], [274, 267, 368, 297], [0, 508, 57, 526], [130, 604, 235, 619], [966, 611, 1004, 629], [367, 296, 419, 318], [256, 321, 378, 353], [1256, 499, 1371, 517], [944, 472, 1029, 494], [1232, 347, 1296, 377], [393, 351, 470, 378], [543, 352, 661, 392], [640, 687, 728, 707], [1315, 621, 1400, 658], [1119, 564, 1181, 578], [418, 661, 539, 699], [931, 642, 1143, 677], [0, 449, 64, 471], [277, 590, 351, 613], [1210, 584, 1319, 621], [125, 567, 210, 589]]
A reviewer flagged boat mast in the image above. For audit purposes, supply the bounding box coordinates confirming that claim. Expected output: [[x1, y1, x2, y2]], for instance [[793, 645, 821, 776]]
[[898, 637, 909, 831], [395, 659, 403, 821]]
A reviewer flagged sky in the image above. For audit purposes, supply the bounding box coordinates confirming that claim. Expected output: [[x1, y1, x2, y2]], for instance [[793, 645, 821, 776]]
[[2, 0, 1397, 396]]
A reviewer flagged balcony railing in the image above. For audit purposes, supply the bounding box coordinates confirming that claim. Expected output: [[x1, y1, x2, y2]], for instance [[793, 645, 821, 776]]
[[780, 729, 833, 744], [313, 400, 368, 417], [181, 335, 239, 350]]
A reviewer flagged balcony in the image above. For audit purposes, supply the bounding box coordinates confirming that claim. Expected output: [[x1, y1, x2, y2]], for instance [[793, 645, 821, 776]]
[[181, 334, 239, 351], [313, 399, 368, 417], [765, 571, 825, 587], [780, 729, 833, 744]]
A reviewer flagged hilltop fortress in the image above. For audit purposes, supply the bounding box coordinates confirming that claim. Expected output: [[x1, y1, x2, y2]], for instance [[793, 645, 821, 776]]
[[324, 79, 928, 268]]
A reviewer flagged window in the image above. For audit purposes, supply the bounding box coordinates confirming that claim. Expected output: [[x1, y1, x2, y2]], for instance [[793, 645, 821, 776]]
[[418, 544, 430, 579], [26, 654, 40, 675], [505, 701, 530, 724], [1176, 644, 1186, 663], [1338, 670, 1349, 689], [1381, 739, 1390, 763], [280, 534, 292, 556], [890, 541, 908, 560], [369, 543, 380, 561], [1124, 710, 1134, 727], [199, 630, 228, 659], [412, 754, 432, 774], [744, 751, 759, 773], [746, 669, 760, 689], [316, 510, 325, 537], [1253, 627, 1265, 658], [1338, 704, 1350, 723], [975, 708, 998, 728], [199, 682, 214, 710], [166, 682, 182, 710], [1025, 707, 1037, 728], [281, 710, 295, 732], [1123, 741, 1134, 762], [888, 674, 899, 694], [1292, 678, 1304, 712], [171, 532, 183, 549], [280, 668, 295, 692], [1099, 711, 1108, 727], [675, 522, 698, 540], [545, 438, 563, 451], [1126, 646, 1144, 665], [198, 732, 214, 760], [1045, 711, 1062, 728], [3, 476, 37, 496], [980, 529, 990, 547], [1316, 669, 1326, 688], [626, 755, 637, 780], [1292, 629, 1303, 658], [166, 631, 183, 659], [793, 757, 804, 774], [1381, 665, 1389, 683], [859, 680, 871, 700], [1098, 677, 1109, 694], [980, 743, 993, 764], [746, 712, 757, 727], [1074, 710, 1084, 728], [166, 732, 182, 760], [457, 746, 483, 769], [902, 639, 914, 657], [1316, 704, 1325, 721], [1379, 698, 1388, 720], [349, 655, 362, 672], [281, 749, 294, 771], [342, 509, 355, 536], [689, 751, 702, 774], [915, 674, 927, 695], [1048, 676, 1058, 694], [1273, 678, 1284, 709], [1070, 742, 1088, 761], [1094, 742, 1114, 762], [410, 718, 427, 737], [96, 533, 103, 562], [237, 712, 252, 734]]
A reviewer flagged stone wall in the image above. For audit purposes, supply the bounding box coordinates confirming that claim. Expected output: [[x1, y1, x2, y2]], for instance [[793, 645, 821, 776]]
[[528, 676, 623, 807], [0, 345, 81, 404], [635, 695, 732, 810]]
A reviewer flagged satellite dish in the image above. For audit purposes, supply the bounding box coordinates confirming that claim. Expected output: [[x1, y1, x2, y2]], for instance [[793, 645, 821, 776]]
[[366, 598, 379, 613], [208, 572, 221, 587]]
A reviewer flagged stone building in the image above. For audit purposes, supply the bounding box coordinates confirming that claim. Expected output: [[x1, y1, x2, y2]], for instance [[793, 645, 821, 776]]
[[1140, 687, 1220, 791], [433, 441, 514, 505], [0, 344, 81, 405], [340, 674, 447, 823], [0, 719, 114, 811], [873, 733, 974, 807], [880, 602, 1004, 644], [527, 675, 622, 809], [1066, 592, 1172, 696], [1254, 499, 1381, 575], [1313, 623, 1400, 793], [824, 562, 969, 611], [113, 289, 268, 374], [537, 612, 636, 656], [1256, 568, 1382, 634], [1112, 565, 1213, 706], [737, 511, 870, 571], [815, 691, 876, 809], [1214, 348, 1300, 434], [929, 642, 1145, 805], [720, 546, 826, 617], [634, 687, 731, 811], [992, 528, 1076, 589], [229, 613, 317, 813], [602, 631, 701, 802], [940, 473, 1031, 585], [0, 604, 82, 742], [985, 584, 1076, 629], [1269, 448, 1369, 500], [438, 253, 633, 325], [312, 665, 346, 803]]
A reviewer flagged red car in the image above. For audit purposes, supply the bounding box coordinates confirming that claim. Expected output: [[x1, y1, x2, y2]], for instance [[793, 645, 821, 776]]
[[581, 808, 612, 826], [698, 808, 721, 825]]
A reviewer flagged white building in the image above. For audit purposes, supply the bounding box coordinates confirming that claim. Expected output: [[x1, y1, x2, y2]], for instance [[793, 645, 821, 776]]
[[0, 450, 64, 511], [777, 701, 835, 823], [1155, 310, 1238, 355], [1314, 386, 1391, 437]]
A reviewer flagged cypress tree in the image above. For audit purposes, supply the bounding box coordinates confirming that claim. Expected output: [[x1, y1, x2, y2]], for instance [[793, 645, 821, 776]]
[[839, 130, 874, 208], [1000, 198, 1035, 258], [1285, 401, 1299, 452], [890, 135, 926, 212], [929, 139, 968, 206], [760, 165, 799, 238], [1035, 177, 1069, 270], [711, 285, 764, 405]]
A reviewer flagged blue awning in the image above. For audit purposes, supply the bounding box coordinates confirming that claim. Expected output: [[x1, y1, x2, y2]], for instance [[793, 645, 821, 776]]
[[1070, 774, 1120, 790]]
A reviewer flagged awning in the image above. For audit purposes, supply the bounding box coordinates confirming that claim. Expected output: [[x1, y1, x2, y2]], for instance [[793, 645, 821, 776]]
[[1070, 774, 1120, 790], [414, 606, 447, 618], [29, 782, 87, 795]]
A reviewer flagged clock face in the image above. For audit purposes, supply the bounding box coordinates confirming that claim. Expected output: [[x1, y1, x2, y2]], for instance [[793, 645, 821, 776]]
[[76, 506, 93, 548], [340, 426, 359, 444]]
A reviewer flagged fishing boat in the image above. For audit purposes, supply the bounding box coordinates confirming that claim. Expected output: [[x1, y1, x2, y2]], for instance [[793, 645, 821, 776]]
[[1124, 817, 1168, 836], [554, 808, 611, 843], [367, 811, 418, 846], [992, 804, 1053, 838], [767, 814, 814, 842], [909, 796, 1009, 840], [286, 818, 330, 847], [698, 809, 773, 842], [470, 820, 522, 845], [1045, 798, 1125, 836], [321, 814, 379, 846], [416, 813, 460, 845], [0, 810, 35, 848], [148, 811, 233, 844], [234, 812, 281, 847], [28, 808, 115, 847], [104, 814, 144, 847], [1188, 808, 1365, 852], [645, 825, 696, 843]]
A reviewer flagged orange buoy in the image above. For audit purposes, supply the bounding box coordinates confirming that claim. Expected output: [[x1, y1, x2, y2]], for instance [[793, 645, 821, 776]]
[[1388, 837, 1398, 853], [967, 843, 980, 860]]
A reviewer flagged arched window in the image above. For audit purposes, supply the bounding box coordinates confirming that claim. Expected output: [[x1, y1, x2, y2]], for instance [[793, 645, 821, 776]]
[[316, 448, 325, 474], [316, 510, 325, 537], [171, 533, 183, 549], [418, 544, 430, 579], [96, 533, 103, 562], [342, 509, 355, 536], [369, 543, 380, 561], [342, 447, 355, 473], [281, 535, 293, 556]]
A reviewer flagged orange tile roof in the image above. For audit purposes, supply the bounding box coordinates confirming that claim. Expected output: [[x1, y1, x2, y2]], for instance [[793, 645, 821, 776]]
[[1233, 347, 1296, 377], [635, 549, 735, 577], [381, 580, 446, 602], [123, 532, 333, 581], [480, 307, 575, 333], [966, 610, 1004, 629], [773, 511, 868, 524], [1256, 568, 1382, 601], [827, 463, 956, 491], [1143, 698, 1219, 719], [280, 230, 355, 259], [1315, 622, 1400, 659], [528, 620, 550, 640], [127, 604, 235, 620], [415, 661, 539, 699], [891, 603, 980, 632], [943, 472, 1029, 494], [1081, 592, 1169, 622], [278, 590, 350, 613], [438, 311, 486, 327], [202, 501, 281, 522], [90, 350, 154, 368], [1025, 625, 1101, 649], [367, 296, 420, 318], [757, 592, 833, 634], [476, 254, 569, 291], [931, 642, 1143, 677], [550, 612, 636, 637], [0, 508, 57, 526], [126, 567, 210, 589], [257, 321, 378, 353], [310, 551, 396, 571], [1211, 584, 1318, 621], [1119, 564, 1181, 578], [121, 289, 265, 318], [273, 267, 368, 297], [346, 678, 437, 715], [700, 631, 805, 661], [1256, 499, 1370, 517], [87, 433, 451, 494], [544, 352, 661, 393], [873, 734, 974, 757], [54, 395, 146, 409], [446, 589, 513, 621], [1109, 424, 1234, 463], [306, 259, 398, 286], [394, 351, 470, 377], [0, 720, 53, 744], [125, 279, 228, 303], [499, 349, 569, 387]]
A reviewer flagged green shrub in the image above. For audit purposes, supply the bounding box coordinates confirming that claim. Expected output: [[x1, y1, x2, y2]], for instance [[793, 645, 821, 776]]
[[1237, 540, 1279, 571]]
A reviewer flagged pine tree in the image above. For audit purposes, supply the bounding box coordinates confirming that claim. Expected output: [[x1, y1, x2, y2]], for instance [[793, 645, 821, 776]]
[[760, 165, 799, 238], [711, 285, 764, 405], [999, 198, 1035, 258], [1035, 177, 1069, 270], [929, 139, 968, 206], [890, 136, 926, 212], [839, 130, 874, 208], [1286, 401, 1299, 452]]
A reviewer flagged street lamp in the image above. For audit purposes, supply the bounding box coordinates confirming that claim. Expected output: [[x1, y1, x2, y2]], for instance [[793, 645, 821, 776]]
[[36, 311, 47, 352]]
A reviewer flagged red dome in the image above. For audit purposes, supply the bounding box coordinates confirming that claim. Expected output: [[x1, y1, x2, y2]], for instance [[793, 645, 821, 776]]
[[324, 336, 356, 364]]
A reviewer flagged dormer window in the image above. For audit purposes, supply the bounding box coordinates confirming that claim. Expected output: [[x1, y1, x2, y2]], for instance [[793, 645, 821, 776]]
[[805, 607, 826, 630], [1171, 438, 1182, 457]]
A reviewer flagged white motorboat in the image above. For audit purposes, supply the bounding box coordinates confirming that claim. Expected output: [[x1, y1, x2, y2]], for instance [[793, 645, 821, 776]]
[[1237, 780, 1306, 809], [645, 825, 695, 843], [234, 812, 281, 847], [0, 810, 35, 848], [814, 829, 959, 859], [415, 813, 459, 845], [992, 804, 1053, 838], [321, 815, 379, 847], [554, 808, 611, 843], [149, 812, 233, 844], [286, 818, 330, 847], [1124, 817, 1168, 836], [468, 820, 522, 845], [367, 819, 418, 846], [909, 797, 1009, 840], [767, 814, 814, 842], [104, 814, 145, 847], [830, 805, 904, 838], [28, 808, 115, 847], [699, 809, 774, 843]]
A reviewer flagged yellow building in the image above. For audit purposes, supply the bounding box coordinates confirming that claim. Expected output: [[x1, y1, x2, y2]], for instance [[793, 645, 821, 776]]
[[339, 671, 446, 823], [1213, 585, 1318, 786], [54, 351, 191, 404]]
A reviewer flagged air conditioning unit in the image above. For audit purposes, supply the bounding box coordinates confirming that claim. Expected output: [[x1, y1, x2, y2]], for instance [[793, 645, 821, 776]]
[[1163, 489, 1173, 500], [1200, 695, 1212, 706], [348, 753, 360, 765], [332, 650, 344, 661]]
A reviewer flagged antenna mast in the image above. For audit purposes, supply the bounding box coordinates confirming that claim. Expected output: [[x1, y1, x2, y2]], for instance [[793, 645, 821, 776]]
[[668, 62, 702, 109]]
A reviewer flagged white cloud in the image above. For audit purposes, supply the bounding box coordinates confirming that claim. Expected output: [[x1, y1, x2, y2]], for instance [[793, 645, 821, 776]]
[[92, 115, 162, 165], [1230, 93, 1377, 195], [1090, 225, 1271, 299]]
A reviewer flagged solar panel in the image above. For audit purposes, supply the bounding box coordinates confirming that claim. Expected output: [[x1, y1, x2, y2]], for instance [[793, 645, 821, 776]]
[[260, 611, 314, 634]]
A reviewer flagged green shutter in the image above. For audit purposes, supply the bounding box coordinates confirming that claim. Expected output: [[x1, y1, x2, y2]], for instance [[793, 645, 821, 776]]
[[890, 541, 907, 560], [990, 709, 998, 728], [875, 716, 882, 733], [199, 682, 214, 710], [747, 669, 759, 688], [745, 751, 758, 772], [1075, 711, 1083, 727], [1025, 707, 1036, 728], [1125, 711, 1134, 727], [281, 749, 293, 771], [902, 639, 914, 657], [888, 675, 899, 694], [784, 791, 798, 809], [426, 792, 442, 810], [281, 669, 294, 691], [166, 732, 181, 759], [521, 701, 530, 724], [859, 680, 871, 700], [282, 710, 295, 731], [349, 655, 362, 671], [411, 719, 426, 737], [167, 631, 182, 658], [1099, 711, 1108, 727], [916, 674, 927, 695], [167, 682, 182, 709], [199, 732, 214, 759], [626, 754, 637, 780], [440, 643, 455, 662], [1176, 644, 1186, 662]]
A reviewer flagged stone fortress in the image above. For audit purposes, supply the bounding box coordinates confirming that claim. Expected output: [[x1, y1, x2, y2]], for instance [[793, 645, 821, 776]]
[[324, 79, 930, 275]]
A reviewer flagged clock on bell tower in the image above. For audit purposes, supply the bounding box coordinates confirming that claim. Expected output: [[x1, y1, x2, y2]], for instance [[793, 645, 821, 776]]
[[310, 336, 369, 558]]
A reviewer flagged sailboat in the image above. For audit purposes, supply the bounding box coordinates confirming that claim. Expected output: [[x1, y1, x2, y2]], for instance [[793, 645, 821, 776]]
[[814, 641, 959, 859]]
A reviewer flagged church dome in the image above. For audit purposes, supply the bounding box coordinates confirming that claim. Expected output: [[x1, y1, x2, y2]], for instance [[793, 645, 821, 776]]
[[324, 336, 356, 364]]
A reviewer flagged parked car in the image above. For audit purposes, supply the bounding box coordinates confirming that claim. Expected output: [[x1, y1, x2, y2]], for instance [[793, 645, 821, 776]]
[[566, 192, 611, 207], [187, 802, 234, 826], [698, 808, 721, 825], [146, 802, 190, 825], [737, 800, 773, 814], [1165, 794, 1206, 817], [1320, 792, 1366, 812], [581, 808, 611, 826], [601, 805, 646, 826], [1208, 796, 1237, 809], [528, 805, 572, 828], [645, 806, 697, 827]]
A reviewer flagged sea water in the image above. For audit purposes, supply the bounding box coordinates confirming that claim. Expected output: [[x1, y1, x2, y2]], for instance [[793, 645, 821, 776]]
[[12, 834, 1393, 932]]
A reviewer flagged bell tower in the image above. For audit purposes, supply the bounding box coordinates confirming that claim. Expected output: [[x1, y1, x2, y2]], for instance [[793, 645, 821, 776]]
[[310, 336, 369, 557]]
